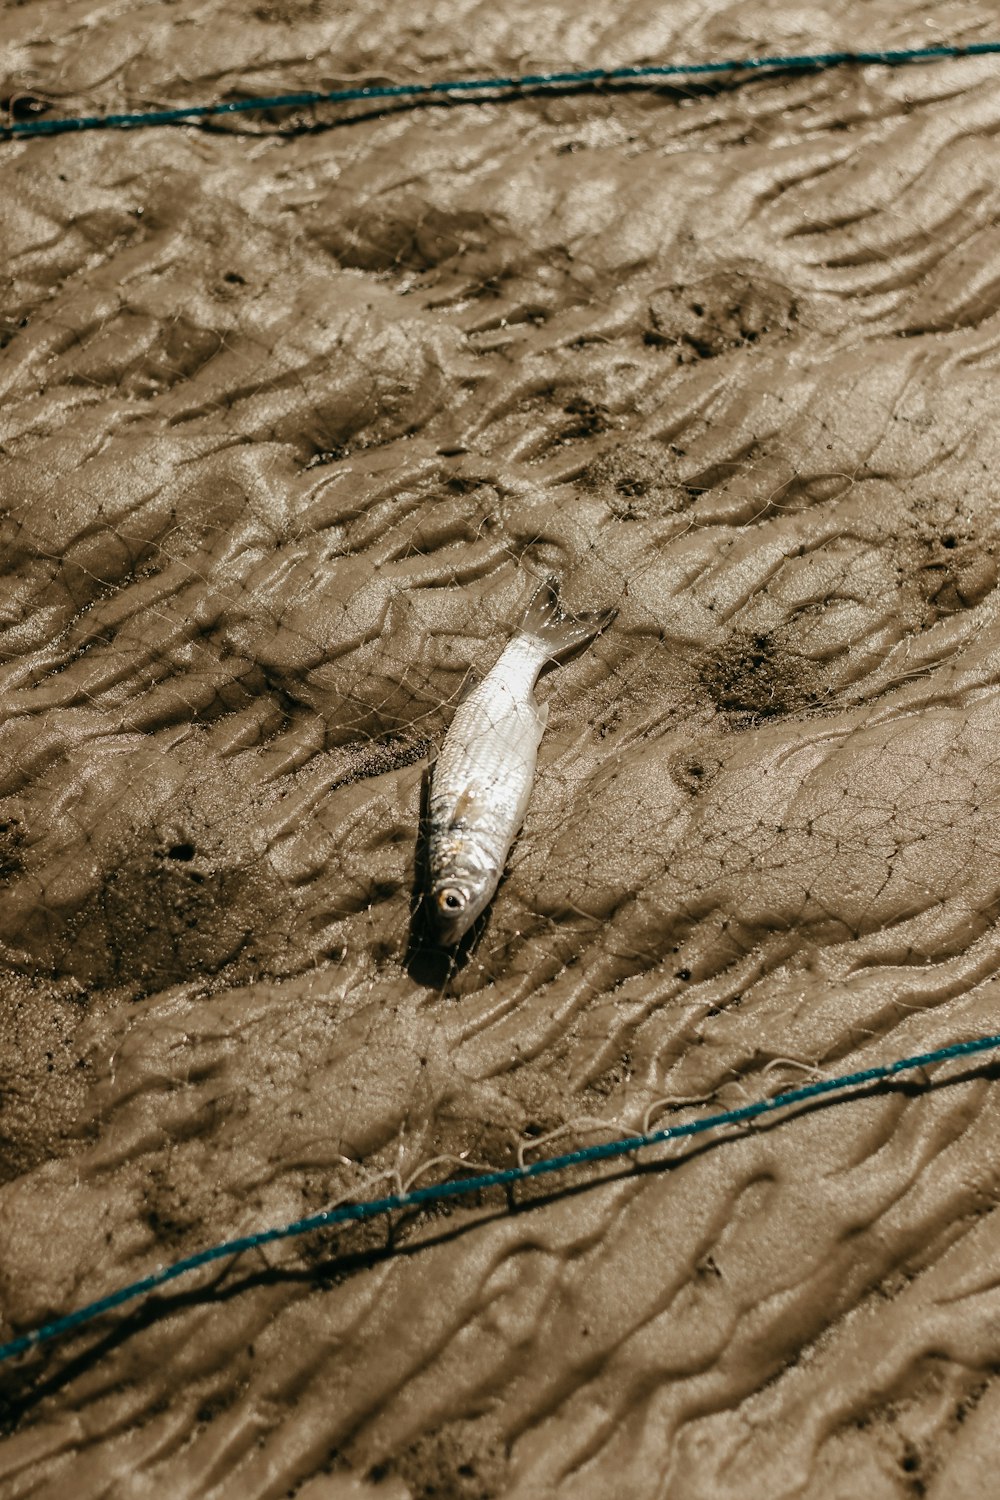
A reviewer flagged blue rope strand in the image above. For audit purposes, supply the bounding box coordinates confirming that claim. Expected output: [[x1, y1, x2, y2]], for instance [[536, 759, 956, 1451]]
[[2, 1029, 999, 1364], [4, 43, 1000, 140]]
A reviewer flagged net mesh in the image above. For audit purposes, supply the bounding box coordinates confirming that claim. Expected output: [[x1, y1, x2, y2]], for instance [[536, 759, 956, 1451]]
[[4, 2, 1000, 1494]]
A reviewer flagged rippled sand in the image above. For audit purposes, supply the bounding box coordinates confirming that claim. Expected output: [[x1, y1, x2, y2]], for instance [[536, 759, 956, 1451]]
[[4, 3, 1000, 1496]]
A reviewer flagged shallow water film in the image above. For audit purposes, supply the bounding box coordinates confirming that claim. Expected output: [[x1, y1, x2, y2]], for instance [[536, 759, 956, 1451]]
[[4, 3, 1000, 1496]]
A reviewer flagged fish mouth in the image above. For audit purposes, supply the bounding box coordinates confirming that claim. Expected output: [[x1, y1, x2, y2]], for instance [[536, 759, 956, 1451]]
[[430, 907, 476, 945], [435, 921, 470, 947]]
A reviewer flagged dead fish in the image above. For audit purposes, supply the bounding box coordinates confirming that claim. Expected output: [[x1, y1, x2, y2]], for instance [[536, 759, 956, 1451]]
[[427, 577, 615, 943]]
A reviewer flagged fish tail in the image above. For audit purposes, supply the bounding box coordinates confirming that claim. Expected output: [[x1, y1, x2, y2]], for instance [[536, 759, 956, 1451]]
[[519, 576, 616, 661]]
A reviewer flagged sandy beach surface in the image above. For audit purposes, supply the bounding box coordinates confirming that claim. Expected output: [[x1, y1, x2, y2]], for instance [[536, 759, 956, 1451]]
[[3, 3, 1000, 1495]]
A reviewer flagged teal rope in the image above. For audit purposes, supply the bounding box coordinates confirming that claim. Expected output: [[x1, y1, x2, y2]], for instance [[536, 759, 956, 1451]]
[[4, 44, 1000, 140], [2, 1029, 999, 1364]]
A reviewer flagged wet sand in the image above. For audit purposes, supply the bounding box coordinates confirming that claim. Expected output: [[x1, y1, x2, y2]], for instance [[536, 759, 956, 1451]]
[[3, 2, 1000, 1495]]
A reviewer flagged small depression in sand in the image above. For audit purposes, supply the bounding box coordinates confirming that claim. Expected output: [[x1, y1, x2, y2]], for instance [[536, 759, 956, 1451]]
[[4, 3, 1000, 1497]]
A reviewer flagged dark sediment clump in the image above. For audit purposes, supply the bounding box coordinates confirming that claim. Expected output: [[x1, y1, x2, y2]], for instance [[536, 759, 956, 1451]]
[[581, 441, 691, 521], [697, 628, 825, 725], [643, 269, 800, 361]]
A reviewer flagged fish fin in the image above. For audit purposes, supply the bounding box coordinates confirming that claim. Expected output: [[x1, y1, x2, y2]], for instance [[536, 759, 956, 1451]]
[[450, 786, 476, 822], [535, 698, 550, 733], [519, 576, 617, 662], [445, 784, 487, 831]]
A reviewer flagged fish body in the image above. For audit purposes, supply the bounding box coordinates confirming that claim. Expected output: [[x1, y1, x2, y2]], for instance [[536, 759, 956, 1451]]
[[427, 578, 613, 943]]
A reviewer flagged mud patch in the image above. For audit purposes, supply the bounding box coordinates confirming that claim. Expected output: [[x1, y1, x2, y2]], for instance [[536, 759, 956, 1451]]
[[0, 976, 92, 1182], [581, 442, 689, 520], [373, 1418, 509, 1500], [901, 528, 999, 623], [697, 628, 822, 724], [645, 269, 799, 360]]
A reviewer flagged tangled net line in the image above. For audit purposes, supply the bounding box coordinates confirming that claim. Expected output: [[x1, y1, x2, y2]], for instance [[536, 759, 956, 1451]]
[[2, 1031, 998, 1366]]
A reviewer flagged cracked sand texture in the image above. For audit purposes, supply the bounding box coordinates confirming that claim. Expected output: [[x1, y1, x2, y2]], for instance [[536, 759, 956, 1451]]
[[4, 1, 1000, 1496]]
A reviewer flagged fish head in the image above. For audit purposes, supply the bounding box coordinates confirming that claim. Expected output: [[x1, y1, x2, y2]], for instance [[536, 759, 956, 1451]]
[[429, 877, 491, 944]]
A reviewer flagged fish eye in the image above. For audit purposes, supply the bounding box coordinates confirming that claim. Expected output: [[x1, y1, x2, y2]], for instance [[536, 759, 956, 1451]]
[[437, 887, 466, 913]]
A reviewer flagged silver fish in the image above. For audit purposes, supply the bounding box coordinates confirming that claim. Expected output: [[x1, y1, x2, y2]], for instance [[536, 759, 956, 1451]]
[[427, 577, 614, 943]]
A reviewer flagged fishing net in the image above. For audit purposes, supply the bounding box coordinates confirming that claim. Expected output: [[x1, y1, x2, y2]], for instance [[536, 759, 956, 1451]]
[[3, 2, 1000, 1495]]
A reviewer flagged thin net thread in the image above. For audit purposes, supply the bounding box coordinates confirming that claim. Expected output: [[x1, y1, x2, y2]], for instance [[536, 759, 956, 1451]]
[[3, 22, 1000, 1420]]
